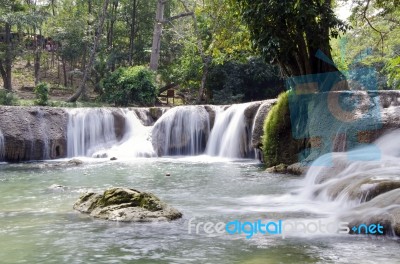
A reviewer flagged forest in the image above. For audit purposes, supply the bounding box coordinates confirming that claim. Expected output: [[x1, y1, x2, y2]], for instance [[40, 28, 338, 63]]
[[0, 0, 399, 107]]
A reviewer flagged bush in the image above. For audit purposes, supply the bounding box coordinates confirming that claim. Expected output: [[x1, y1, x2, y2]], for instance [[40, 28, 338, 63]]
[[102, 66, 158, 106], [34, 82, 49, 106], [262, 91, 300, 167], [207, 57, 284, 104], [0, 89, 19, 105]]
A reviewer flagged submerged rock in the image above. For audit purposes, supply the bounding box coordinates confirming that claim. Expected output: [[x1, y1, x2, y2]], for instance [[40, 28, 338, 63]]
[[48, 184, 68, 191], [73, 187, 182, 222], [340, 189, 400, 237], [266, 163, 288, 174]]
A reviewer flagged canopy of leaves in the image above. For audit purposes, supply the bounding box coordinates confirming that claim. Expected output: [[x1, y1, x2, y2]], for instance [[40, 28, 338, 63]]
[[102, 65, 158, 106], [235, 0, 349, 77], [331, 0, 400, 89]]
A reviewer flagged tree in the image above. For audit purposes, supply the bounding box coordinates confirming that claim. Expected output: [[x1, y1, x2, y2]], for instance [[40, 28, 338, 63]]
[[67, 0, 110, 102], [102, 65, 158, 106], [160, 0, 257, 103], [235, 0, 349, 78], [149, 0, 193, 71], [0, 0, 25, 90], [330, 0, 400, 89]]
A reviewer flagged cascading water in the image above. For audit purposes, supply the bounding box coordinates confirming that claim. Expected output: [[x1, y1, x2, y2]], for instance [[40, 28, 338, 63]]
[[0, 129, 4, 161], [93, 109, 156, 159], [152, 106, 210, 156], [64, 102, 265, 159], [67, 108, 118, 157], [301, 130, 400, 205], [293, 130, 400, 235], [205, 103, 255, 159]]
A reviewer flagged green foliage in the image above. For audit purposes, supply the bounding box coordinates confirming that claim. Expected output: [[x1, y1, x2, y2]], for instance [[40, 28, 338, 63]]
[[331, 0, 400, 90], [0, 89, 19, 105], [236, 0, 349, 77], [102, 66, 157, 106], [34, 82, 49, 106], [385, 55, 400, 89], [207, 57, 284, 104], [262, 92, 297, 167]]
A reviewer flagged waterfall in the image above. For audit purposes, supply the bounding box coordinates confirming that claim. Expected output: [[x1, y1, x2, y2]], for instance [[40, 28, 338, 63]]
[[64, 102, 265, 159], [0, 129, 4, 161], [152, 106, 210, 156], [67, 108, 118, 157], [300, 130, 400, 206], [93, 110, 156, 159], [295, 130, 400, 235], [205, 103, 254, 159]]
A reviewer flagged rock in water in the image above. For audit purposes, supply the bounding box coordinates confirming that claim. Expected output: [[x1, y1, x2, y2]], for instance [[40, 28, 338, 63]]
[[73, 187, 182, 222]]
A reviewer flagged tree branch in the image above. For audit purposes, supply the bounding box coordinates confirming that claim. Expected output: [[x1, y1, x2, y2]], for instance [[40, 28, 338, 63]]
[[163, 12, 193, 23], [363, 0, 385, 55]]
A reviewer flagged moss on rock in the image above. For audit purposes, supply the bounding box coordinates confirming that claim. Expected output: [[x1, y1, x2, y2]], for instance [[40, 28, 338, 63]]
[[73, 187, 182, 222], [262, 92, 301, 167]]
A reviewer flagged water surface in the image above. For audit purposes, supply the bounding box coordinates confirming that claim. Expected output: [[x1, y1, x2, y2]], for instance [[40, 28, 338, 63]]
[[0, 158, 398, 263]]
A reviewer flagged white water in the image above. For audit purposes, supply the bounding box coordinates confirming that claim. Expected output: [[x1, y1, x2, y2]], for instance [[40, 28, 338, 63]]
[[67, 108, 118, 157], [0, 129, 4, 161], [93, 110, 156, 159], [65, 103, 262, 159], [206, 103, 254, 158], [297, 130, 400, 213], [152, 106, 210, 156]]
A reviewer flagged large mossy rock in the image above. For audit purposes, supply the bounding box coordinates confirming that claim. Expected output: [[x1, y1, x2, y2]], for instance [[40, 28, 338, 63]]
[[73, 187, 182, 222], [262, 92, 303, 167]]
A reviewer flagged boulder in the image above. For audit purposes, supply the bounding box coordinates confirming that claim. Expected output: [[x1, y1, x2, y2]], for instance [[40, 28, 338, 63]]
[[340, 189, 400, 237], [265, 163, 288, 174], [251, 100, 276, 149], [304, 91, 400, 162], [149, 107, 169, 123], [73, 187, 182, 222], [111, 109, 126, 141], [0, 106, 67, 162], [204, 105, 217, 129], [132, 108, 155, 126]]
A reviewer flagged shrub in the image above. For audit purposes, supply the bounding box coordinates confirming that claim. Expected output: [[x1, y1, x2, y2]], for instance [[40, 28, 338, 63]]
[[0, 89, 19, 105], [102, 66, 158, 106], [34, 82, 49, 106], [262, 91, 299, 167]]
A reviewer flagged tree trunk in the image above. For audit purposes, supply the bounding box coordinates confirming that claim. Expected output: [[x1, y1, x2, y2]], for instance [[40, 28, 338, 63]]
[[62, 58, 67, 87], [34, 33, 42, 86], [179, 1, 209, 103], [67, 0, 110, 102], [149, 0, 166, 71], [128, 0, 137, 66], [0, 23, 13, 91]]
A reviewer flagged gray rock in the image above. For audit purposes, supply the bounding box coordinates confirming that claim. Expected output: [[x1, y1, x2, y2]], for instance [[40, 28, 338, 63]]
[[0, 106, 67, 162], [340, 189, 400, 237], [73, 187, 182, 222], [48, 184, 68, 191], [287, 163, 308, 175], [251, 100, 276, 149]]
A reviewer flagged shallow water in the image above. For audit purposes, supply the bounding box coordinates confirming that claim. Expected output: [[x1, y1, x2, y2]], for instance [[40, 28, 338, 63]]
[[0, 158, 398, 263]]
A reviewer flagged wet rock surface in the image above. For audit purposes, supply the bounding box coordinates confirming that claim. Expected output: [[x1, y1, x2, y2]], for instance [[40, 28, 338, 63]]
[[0, 106, 67, 162], [73, 187, 182, 222]]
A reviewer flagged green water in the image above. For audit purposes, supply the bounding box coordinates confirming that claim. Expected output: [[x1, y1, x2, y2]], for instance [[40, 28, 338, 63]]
[[0, 158, 398, 264]]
